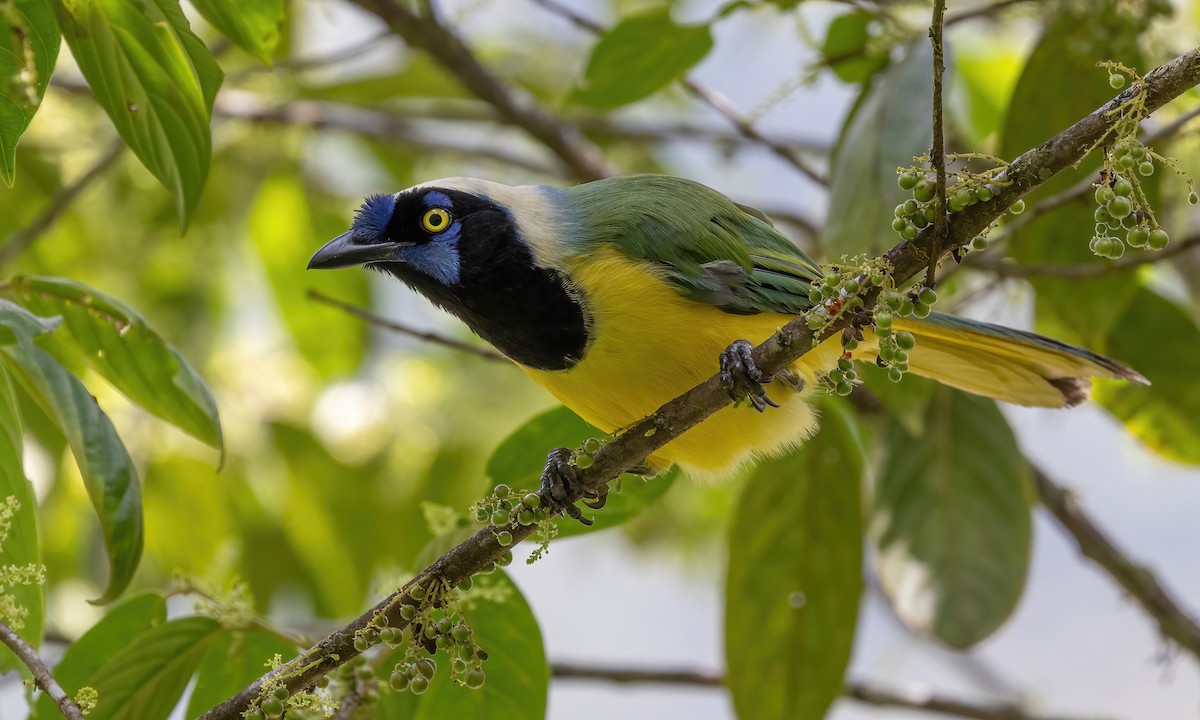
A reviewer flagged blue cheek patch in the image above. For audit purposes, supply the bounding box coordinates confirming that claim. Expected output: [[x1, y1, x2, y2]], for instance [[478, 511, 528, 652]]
[[422, 191, 453, 209], [401, 220, 462, 285]]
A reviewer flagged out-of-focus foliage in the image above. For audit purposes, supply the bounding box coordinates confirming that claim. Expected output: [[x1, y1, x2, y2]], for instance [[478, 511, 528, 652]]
[[0, 0, 1195, 718]]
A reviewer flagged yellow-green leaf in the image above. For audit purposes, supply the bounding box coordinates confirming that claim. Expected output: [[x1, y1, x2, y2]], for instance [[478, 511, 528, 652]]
[[189, 0, 284, 65], [0, 0, 60, 185]]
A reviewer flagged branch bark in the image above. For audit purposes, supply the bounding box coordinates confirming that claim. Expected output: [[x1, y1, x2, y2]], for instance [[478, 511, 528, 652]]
[[199, 44, 1200, 720], [927, 0, 949, 286], [0, 619, 86, 720]]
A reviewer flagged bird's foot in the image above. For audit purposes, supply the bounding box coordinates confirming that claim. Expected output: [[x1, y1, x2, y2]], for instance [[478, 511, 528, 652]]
[[720, 339, 779, 412], [539, 447, 597, 525]]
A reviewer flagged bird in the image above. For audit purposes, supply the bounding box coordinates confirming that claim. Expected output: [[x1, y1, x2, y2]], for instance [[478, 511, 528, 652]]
[[309, 174, 1146, 518]]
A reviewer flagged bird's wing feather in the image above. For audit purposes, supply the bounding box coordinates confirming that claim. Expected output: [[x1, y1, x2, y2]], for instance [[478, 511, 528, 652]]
[[568, 175, 821, 315]]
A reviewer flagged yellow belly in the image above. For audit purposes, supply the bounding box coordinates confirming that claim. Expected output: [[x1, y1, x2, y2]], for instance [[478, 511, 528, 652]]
[[519, 248, 842, 480]]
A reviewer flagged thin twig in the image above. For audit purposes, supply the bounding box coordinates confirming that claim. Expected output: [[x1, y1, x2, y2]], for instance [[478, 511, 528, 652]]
[[347, 0, 613, 181], [307, 289, 508, 362], [526, 0, 829, 186], [199, 45, 1200, 720], [0, 619, 86, 720], [927, 0, 949, 287], [551, 663, 1113, 720], [0, 140, 124, 269], [1033, 471, 1200, 659]]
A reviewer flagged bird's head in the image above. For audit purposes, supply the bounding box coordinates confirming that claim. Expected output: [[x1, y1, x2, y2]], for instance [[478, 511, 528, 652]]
[[308, 180, 535, 286]]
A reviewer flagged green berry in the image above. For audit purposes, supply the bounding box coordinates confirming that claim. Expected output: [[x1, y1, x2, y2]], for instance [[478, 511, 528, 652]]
[[497, 550, 514, 567], [903, 199, 919, 215], [888, 367, 904, 383], [1138, 161, 1154, 176], [465, 668, 486, 689], [261, 698, 284, 719], [898, 172, 919, 190], [400, 604, 417, 620], [416, 658, 436, 679], [517, 509, 535, 525], [1113, 178, 1133, 196], [522, 493, 541, 509], [912, 303, 931, 319], [894, 203, 907, 218], [354, 635, 369, 652], [1127, 226, 1149, 248], [497, 530, 513, 546], [452, 624, 470, 643], [575, 452, 594, 469], [1095, 186, 1115, 204], [913, 180, 936, 203], [875, 311, 892, 328], [952, 189, 974, 211], [895, 331, 916, 351], [891, 218, 906, 233], [843, 278, 860, 294], [1148, 228, 1169, 250], [391, 670, 411, 692], [1109, 237, 1125, 259], [918, 287, 937, 305], [911, 213, 929, 230], [970, 234, 988, 251], [1109, 73, 1126, 89], [1009, 199, 1026, 215], [453, 658, 469, 674], [901, 224, 918, 240], [459, 576, 473, 591], [1107, 195, 1133, 218], [1093, 236, 1115, 257], [410, 675, 430, 695], [493, 483, 510, 498], [1094, 206, 1112, 224], [437, 617, 453, 634], [837, 357, 853, 372], [381, 627, 400, 645], [272, 685, 289, 702], [474, 507, 489, 523], [490, 510, 508, 526], [424, 624, 438, 639], [975, 185, 994, 202], [247, 709, 267, 720]]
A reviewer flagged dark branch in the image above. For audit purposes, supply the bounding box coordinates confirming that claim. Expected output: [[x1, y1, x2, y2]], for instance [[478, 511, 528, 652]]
[[200, 45, 1200, 720], [927, 0, 949, 286], [0, 619, 86, 720]]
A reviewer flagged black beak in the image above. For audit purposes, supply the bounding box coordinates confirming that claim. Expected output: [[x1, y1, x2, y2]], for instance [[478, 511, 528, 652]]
[[308, 232, 413, 270]]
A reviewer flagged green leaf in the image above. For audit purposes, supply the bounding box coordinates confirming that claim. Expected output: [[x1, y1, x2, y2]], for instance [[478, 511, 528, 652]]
[[999, 10, 1146, 349], [186, 630, 300, 717], [0, 362, 42, 672], [0, 0, 60, 185], [871, 387, 1032, 649], [1093, 287, 1200, 464], [486, 405, 676, 538], [85, 616, 222, 720], [822, 11, 885, 84], [188, 0, 283, 65], [0, 296, 59, 344], [4, 275, 223, 453], [572, 9, 712, 110], [58, 0, 224, 230], [33, 593, 166, 720], [725, 401, 864, 720], [412, 570, 547, 720], [298, 56, 467, 104], [824, 44, 934, 256], [2, 339, 142, 604]]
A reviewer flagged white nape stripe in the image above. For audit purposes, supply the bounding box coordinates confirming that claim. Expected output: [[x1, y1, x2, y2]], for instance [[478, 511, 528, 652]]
[[412, 177, 573, 269]]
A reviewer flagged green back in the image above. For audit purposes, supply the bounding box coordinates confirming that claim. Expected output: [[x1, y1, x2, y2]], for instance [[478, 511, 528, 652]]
[[566, 174, 822, 315]]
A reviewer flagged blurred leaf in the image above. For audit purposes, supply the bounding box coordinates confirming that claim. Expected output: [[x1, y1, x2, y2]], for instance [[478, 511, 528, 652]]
[[0, 0, 59, 185], [249, 174, 368, 377], [299, 56, 467, 103], [85, 616, 222, 720], [486, 405, 676, 538], [1094, 287, 1200, 464], [822, 11, 885, 84], [399, 570, 547, 720], [6, 275, 223, 453], [856, 362, 936, 436], [824, 44, 933, 256], [871, 387, 1031, 649], [186, 630, 300, 717], [725, 400, 864, 720], [189, 0, 283, 64], [572, 9, 712, 110], [59, 0, 223, 230], [951, 40, 1023, 144], [33, 593, 166, 720], [1000, 10, 1146, 349], [0, 296, 59, 344], [0, 362, 42, 672], [2, 339, 142, 604]]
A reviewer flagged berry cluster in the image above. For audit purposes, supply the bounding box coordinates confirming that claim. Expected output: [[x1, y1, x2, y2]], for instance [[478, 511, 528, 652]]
[[476, 483, 548, 551], [824, 355, 858, 397], [387, 607, 486, 696], [803, 265, 877, 333], [1091, 171, 1170, 258], [892, 161, 1021, 243], [874, 287, 935, 383]]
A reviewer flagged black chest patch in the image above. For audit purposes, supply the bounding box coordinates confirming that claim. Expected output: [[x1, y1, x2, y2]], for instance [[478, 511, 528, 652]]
[[374, 190, 588, 371]]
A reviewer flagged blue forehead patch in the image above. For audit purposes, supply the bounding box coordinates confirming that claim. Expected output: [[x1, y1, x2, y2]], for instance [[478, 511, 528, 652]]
[[422, 190, 453, 208], [352, 194, 396, 242]]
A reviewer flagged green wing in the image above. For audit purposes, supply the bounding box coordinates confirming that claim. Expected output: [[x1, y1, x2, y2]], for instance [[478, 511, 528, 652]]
[[568, 174, 822, 315]]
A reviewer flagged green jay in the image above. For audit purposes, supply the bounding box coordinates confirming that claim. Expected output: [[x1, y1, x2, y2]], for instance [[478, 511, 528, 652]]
[[309, 174, 1145, 521]]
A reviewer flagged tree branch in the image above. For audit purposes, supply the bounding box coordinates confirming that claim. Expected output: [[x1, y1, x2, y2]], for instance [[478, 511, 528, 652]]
[[551, 663, 1114, 720], [0, 140, 124, 269], [306, 289, 508, 362], [346, 0, 613, 181], [927, 0, 949, 286], [1033, 470, 1200, 660], [199, 44, 1200, 720], [0, 619, 86, 720]]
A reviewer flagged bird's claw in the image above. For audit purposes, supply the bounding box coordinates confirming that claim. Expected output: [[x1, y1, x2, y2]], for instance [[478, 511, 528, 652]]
[[539, 448, 593, 526], [720, 339, 780, 413]]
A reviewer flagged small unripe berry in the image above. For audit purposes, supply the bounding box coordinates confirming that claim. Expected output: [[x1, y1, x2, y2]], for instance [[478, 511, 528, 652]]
[[497, 530, 513, 546], [888, 367, 904, 382], [1008, 199, 1026, 215], [1109, 73, 1126, 89], [452, 624, 471, 643], [465, 668, 486, 689], [400, 604, 417, 620], [416, 658, 436, 679], [1107, 195, 1133, 219], [497, 550, 514, 567], [261, 698, 284, 719], [410, 585, 426, 601], [1138, 161, 1154, 176], [1189, 192, 1198, 205], [1095, 186, 1115, 204], [246, 709, 267, 720], [353, 635, 369, 652], [493, 484, 510, 498], [391, 670, 410, 692], [1127, 226, 1149, 248], [975, 185, 994, 202], [970, 235, 988, 251], [575, 453, 594, 469], [913, 180, 935, 203], [898, 172, 919, 190], [1112, 178, 1133, 196], [892, 218, 906, 232], [272, 686, 289, 702], [901, 224, 919, 240], [895, 331, 916, 351], [918, 287, 937, 305], [1148, 228, 1169, 250], [912, 303, 931, 319], [410, 675, 430, 695], [490, 510, 509, 526], [522, 493, 541, 509], [517, 509, 535, 525]]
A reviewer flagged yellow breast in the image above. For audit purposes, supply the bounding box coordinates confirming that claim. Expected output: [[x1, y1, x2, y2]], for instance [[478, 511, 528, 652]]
[[518, 247, 842, 479]]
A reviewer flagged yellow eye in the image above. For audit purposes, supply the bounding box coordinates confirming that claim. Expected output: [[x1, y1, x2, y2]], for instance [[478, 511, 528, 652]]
[[421, 207, 452, 233]]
